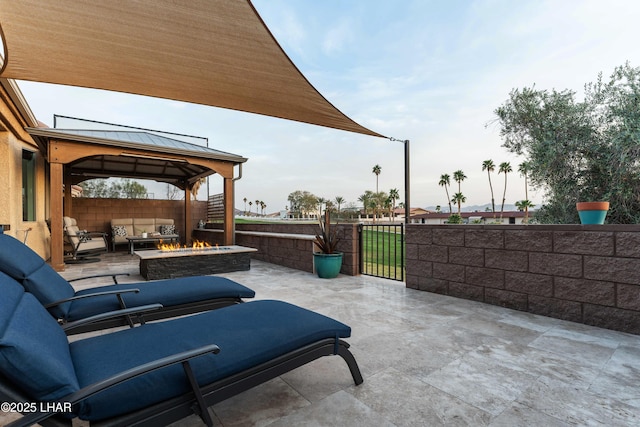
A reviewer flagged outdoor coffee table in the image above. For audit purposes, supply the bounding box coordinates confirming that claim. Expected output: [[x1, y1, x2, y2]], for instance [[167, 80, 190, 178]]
[[126, 235, 179, 255]]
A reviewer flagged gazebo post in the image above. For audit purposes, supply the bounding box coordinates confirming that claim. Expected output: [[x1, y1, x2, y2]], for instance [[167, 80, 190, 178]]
[[49, 162, 65, 271], [64, 167, 73, 217], [224, 177, 234, 245], [184, 185, 192, 246]]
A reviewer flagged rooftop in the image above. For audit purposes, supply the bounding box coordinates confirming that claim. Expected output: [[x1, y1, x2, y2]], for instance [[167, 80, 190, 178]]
[[18, 254, 640, 426]]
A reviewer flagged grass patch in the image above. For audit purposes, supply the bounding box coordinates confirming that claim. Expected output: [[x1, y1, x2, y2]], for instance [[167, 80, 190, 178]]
[[361, 227, 405, 280]]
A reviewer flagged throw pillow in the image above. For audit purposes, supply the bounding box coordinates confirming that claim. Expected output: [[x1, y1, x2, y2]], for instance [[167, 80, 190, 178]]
[[112, 225, 127, 237], [160, 224, 176, 235], [77, 230, 92, 242]]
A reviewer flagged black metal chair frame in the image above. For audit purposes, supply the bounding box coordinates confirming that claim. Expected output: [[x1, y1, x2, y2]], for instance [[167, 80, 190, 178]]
[[0, 305, 363, 427]]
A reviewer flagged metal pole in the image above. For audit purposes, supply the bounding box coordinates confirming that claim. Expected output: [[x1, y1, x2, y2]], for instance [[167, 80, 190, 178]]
[[404, 139, 410, 224], [390, 137, 411, 224]]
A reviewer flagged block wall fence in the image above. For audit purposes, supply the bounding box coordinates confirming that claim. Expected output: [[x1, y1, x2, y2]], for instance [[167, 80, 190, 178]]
[[194, 223, 360, 276], [58, 205, 640, 335], [405, 224, 640, 335]]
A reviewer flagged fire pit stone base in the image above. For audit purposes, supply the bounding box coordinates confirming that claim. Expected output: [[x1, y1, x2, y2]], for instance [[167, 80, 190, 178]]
[[136, 245, 257, 280]]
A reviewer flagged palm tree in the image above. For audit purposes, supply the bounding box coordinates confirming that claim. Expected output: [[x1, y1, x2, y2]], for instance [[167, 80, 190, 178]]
[[317, 197, 326, 217], [452, 192, 466, 215], [499, 162, 512, 219], [453, 170, 466, 193], [372, 164, 382, 193], [243, 197, 247, 215], [384, 196, 393, 220], [518, 161, 530, 203], [389, 188, 399, 219], [515, 199, 535, 223], [358, 191, 374, 220], [368, 198, 379, 223], [482, 160, 496, 217], [334, 196, 344, 214], [438, 174, 452, 213], [255, 199, 260, 215], [260, 201, 266, 215], [248, 201, 253, 216]]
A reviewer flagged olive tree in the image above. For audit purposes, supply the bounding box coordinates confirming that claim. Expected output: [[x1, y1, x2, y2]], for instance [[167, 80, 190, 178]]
[[493, 63, 640, 224]]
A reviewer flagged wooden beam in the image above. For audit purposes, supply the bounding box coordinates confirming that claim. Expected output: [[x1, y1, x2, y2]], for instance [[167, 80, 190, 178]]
[[224, 177, 234, 245], [64, 166, 72, 217], [49, 140, 236, 178], [50, 162, 65, 271], [184, 185, 192, 246]]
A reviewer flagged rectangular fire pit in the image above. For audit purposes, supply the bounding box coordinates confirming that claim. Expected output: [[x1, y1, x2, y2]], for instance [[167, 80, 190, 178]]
[[136, 245, 258, 280]]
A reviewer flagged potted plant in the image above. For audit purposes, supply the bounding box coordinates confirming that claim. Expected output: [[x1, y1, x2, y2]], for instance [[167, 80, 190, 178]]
[[313, 211, 343, 279], [576, 201, 609, 224]]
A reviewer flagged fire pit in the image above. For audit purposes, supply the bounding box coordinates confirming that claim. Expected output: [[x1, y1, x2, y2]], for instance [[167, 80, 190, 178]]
[[135, 243, 257, 280]]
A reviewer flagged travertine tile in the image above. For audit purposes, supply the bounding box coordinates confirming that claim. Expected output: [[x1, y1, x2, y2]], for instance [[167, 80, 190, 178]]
[[40, 254, 640, 427]]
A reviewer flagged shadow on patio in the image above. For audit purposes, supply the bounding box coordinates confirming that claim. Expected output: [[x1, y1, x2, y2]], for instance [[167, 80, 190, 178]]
[[51, 253, 640, 426]]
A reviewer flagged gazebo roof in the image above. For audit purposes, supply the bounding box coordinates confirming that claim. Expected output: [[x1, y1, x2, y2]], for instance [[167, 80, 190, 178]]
[[27, 127, 247, 188]]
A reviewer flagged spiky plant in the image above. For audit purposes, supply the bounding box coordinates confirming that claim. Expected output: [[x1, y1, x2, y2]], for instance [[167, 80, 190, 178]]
[[313, 210, 340, 254]]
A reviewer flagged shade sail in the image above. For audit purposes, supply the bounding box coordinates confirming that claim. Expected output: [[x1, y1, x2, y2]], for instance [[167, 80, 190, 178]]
[[0, 0, 384, 137]]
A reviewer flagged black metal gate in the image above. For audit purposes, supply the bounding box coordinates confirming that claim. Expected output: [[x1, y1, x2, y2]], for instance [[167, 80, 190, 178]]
[[358, 223, 404, 281]]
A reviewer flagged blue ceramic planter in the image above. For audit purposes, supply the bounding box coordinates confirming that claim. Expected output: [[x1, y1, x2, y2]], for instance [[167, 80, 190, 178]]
[[313, 252, 343, 278]]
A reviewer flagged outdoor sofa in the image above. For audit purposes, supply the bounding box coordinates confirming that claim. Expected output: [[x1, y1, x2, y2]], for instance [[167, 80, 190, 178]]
[[110, 217, 178, 251], [0, 232, 255, 334], [0, 271, 363, 426]]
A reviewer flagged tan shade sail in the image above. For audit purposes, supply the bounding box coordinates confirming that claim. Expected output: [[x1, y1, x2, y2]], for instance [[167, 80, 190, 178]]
[[0, 0, 384, 137]]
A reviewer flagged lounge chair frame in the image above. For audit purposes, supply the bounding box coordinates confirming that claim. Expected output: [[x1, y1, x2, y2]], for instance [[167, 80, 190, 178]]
[[1, 335, 362, 427], [44, 273, 248, 334], [0, 233, 255, 335]]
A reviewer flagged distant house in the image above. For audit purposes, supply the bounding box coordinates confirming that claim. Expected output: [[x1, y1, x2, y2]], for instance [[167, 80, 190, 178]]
[[410, 210, 531, 225], [392, 207, 431, 221], [359, 207, 431, 222]]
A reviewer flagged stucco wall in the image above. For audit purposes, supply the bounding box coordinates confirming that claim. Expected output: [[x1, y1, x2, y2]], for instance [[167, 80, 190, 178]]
[[406, 224, 640, 335], [0, 86, 49, 259]]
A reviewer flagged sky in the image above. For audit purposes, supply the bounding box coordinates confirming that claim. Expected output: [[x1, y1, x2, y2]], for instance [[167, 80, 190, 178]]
[[12, 0, 640, 214]]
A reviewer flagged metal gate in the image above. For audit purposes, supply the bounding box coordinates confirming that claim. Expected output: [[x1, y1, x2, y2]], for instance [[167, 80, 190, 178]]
[[358, 223, 404, 281]]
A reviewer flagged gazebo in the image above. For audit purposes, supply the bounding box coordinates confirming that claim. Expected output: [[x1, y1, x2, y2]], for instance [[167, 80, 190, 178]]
[[27, 127, 247, 270]]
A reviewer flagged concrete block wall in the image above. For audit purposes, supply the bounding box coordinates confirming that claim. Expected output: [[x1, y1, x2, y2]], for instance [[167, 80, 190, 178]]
[[69, 198, 207, 245], [194, 223, 360, 275], [406, 224, 640, 335]]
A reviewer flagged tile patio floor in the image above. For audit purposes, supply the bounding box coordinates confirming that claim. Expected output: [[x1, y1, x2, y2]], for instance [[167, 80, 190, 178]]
[[7, 252, 640, 426]]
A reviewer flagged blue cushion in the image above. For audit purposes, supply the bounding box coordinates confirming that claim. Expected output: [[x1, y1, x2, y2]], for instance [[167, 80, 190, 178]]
[[68, 276, 255, 321], [0, 233, 75, 318], [0, 233, 45, 280], [0, 292, 79, 402], [0, 272, 25, 335], [22, 264, 75, 318], [70, 300, 351, 420]]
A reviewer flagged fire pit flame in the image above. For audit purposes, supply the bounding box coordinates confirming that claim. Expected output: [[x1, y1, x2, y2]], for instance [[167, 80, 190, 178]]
[[157, 240, 216, 252]]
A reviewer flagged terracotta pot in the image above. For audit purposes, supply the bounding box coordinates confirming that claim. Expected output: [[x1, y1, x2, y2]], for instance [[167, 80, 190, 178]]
[[576, 201, 609, 224]]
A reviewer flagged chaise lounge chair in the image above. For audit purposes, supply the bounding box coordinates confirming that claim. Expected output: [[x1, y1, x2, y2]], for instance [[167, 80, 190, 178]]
[[0, 271, 363, 426], [0, 232, 255, 334]]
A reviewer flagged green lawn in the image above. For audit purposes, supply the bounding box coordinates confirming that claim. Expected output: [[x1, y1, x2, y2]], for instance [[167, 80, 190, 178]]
[[360, 227, 405, 280]]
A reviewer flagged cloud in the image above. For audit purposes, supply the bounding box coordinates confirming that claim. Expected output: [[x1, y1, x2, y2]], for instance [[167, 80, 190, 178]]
[[322, 19, 354, 55]]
